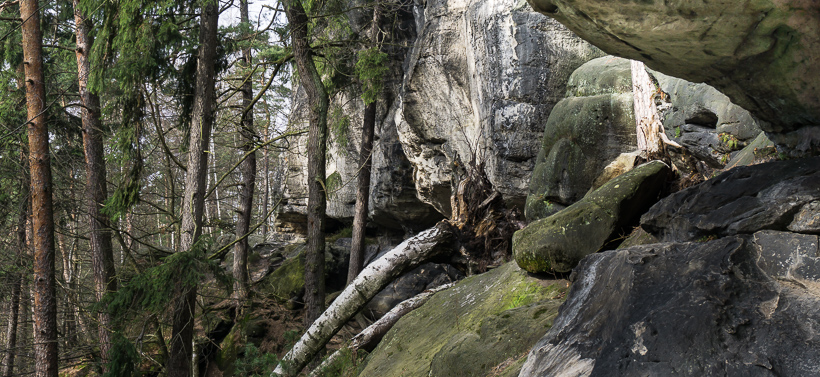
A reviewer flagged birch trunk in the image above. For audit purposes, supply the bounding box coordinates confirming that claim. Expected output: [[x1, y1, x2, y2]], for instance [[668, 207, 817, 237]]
[[309, 282, 455, 376], [272, 221, 454, 376]]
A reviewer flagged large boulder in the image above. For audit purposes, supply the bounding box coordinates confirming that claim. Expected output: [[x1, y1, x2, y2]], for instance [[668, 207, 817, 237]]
[[642, 156, 820, 242], [653, 70, 763, 170], [396, 0, 604, 216], [514, 160, 670, 273], [526, 0, 820, 155], [519, 234, 820, 376], [358, 262, 569, 377], [525, 56, 637, 220]]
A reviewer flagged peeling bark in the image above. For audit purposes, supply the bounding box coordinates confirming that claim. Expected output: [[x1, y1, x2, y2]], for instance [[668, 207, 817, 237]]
[[631, 60, 681, 159]]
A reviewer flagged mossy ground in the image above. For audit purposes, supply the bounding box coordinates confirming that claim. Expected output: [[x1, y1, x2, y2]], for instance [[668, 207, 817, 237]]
[[358, 262, 569, 377]]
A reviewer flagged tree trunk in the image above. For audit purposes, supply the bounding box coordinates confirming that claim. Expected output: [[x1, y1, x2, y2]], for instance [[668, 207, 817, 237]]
[[74, 2, 118, 369], [233, 0, 256, 310], [3, 153, 28, 377], [20, 0, 58, 375], [167, 1, 218, 376], [284, 0, 330, 327], [631, 60, 681, 159], [272, 221, 453, 377], [309, 282, 454, 376]]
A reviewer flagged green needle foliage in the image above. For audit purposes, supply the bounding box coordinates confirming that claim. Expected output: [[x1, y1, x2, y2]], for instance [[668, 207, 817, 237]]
[[355, 46, 388, 105]]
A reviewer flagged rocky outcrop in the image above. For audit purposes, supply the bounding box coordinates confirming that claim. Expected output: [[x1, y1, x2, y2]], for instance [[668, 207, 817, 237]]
[[526, 0, 820, 155], [520, 234, 820, 377], [277, 5, 442, 234], [520, 156, 820, 376], [514, 160, 670, 273], [396, 0, 604, 216], [524, 56, 637, 221], [642, 156, 820, 243], [358, 262, 569, 377]]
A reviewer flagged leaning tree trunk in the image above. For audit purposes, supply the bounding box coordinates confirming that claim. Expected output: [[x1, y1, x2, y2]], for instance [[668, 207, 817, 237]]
[[347, 2, 382, 285], [167, 1, 218, 376], [233, 0, 256, 310], [309, 282, 454, 376], [272, 221, 453, 377], [73, 1, 118, 370], [285, 0, 330, 327], [21, 0, 58, 375]]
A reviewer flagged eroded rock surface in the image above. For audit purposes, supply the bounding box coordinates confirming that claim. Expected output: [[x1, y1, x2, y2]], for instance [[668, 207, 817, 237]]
[[526, 0, 820, 155], [397, 0, 603, 216], [520, 235, 820, 377], [524, 56, 637, 221], [642, 156, 820, 242]]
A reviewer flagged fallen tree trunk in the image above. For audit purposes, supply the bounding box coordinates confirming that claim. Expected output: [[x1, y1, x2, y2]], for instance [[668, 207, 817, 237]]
[[271, 221, 454, 377], [308, 282, 456, 376]]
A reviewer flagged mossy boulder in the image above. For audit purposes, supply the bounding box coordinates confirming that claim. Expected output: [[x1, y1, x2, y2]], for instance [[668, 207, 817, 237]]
[[514, 160, 670, 273], [526, 56, 638, 221], [358, 262, 568, 377]]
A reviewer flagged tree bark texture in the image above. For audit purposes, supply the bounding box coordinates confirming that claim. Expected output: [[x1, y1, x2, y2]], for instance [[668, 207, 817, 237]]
[[631, 60, 681, 159], [285, 0, 330, 327], [3, 155, 28, 377], [167, 1, 218, 376], [20, 0, 58, 375], [233, 0, 256, 309], [309, 282, 454, 376], [347, 1, 382, 285], [73, 1, 118, 370], [272, 221, 453, 377]]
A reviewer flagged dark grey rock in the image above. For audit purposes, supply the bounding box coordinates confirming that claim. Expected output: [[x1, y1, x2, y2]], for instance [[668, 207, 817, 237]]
[[642, 157, 820, 242], [364, 262, 464, 320], [520, 236, 820, 377]]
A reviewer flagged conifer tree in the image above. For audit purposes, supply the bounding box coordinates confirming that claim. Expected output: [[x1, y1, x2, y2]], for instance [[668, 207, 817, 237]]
[[20, 0, 58, 375], [167, 0, 218, 374]]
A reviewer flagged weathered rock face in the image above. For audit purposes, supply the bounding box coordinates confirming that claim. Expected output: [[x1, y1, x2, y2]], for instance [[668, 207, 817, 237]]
[[655, 70, 763, 170], [359, 262, 569, 377], [520, 234, 820, 377], [642, 156, 820, 243], [396, 0, 604, 216], [277, 6, 442, 233], [514, 161, 670, 273], [520, 155, 820, 376], [524, 56, 637, 221], [526, 0, 820, 155]]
